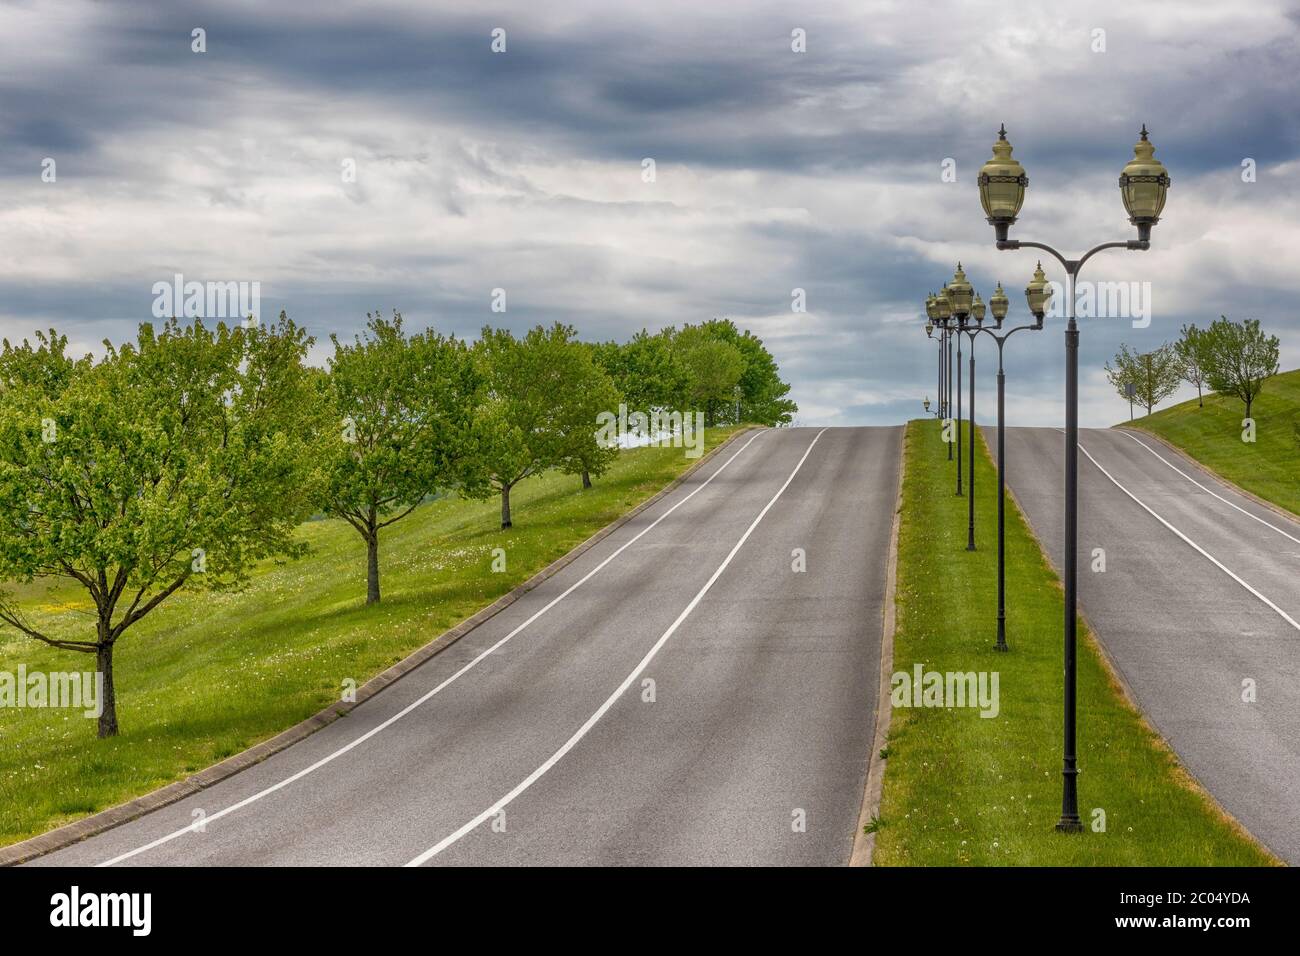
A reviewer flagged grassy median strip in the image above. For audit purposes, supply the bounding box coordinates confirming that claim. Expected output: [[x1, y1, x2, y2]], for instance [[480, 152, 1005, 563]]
[[1130, 368, 1299, 517], [873, 419, 1274, 865], [0, 427, 740, 846]]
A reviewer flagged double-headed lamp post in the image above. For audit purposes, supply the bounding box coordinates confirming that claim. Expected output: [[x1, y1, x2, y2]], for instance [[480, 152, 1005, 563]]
[[974, 268, 1050, 652], [978, 123, 1169, 833]]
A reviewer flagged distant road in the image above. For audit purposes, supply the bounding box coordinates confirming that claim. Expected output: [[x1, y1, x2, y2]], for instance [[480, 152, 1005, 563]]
[[1000, 425, 1300, 864], [32, 426, 901, 867]]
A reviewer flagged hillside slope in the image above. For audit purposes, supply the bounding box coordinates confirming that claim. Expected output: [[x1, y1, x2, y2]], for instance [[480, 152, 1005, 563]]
[[0, 428, 740, 845], [1125, 369, 1300, 516]]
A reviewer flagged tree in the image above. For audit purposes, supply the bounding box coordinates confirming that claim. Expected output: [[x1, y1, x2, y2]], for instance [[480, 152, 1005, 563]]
[[0, 315, 324, 737], [469, 324, 585, 527], [1104, 343, 1181, 417], [675, 327, 746, 427], [561, 344, 621, 489], [324, 312, 481, 605], [591, 330, 689, 416], [1201, 316, 1281, 420], [685, 319, 798, 425], [1173, 324, 1209, 408]]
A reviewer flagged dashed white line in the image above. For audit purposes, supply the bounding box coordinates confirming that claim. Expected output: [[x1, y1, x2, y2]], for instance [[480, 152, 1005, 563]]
[[1117, 429, 1300, 546], [404, 428, 828, 866], [97, 429, 767, 867]]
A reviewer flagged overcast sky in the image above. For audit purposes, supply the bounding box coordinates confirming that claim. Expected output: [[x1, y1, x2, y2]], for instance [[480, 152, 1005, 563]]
[[1, 0, 1297, 427]]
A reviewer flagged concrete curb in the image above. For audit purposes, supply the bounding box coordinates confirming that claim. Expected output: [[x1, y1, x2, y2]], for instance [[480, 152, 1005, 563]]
[[1117, 425, 1300, 524], [993, 426, 1282, 865], [849, 424, 905, 866], [0, 426, 761, 867]]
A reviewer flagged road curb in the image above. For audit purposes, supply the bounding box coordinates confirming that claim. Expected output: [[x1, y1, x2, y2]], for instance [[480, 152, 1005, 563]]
[[1116, 425, 1300, 524], [996, 427, 1282, 865], [849, 423, 905, 866], [0, 426, 761, 867]]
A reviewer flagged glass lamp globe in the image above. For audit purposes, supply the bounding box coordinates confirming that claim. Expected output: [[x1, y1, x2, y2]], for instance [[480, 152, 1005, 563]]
[[978, 124, 1028, 241], [1119, 125, 1170, 242]]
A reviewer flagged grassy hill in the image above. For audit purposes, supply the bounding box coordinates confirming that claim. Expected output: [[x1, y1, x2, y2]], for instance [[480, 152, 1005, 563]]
[[1125, 368, 1300, 517], [0, 428, 740, 846]]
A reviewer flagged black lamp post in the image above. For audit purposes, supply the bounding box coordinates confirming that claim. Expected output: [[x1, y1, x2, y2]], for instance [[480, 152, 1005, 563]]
[[925, 309, 942, 421], [934, 286, 955, 463], [945, 265, 979, 517], [974, 272, 1049, 651], [945, 276, 968, 495], [963, 287, 986, 552], [978, 124, 1169, 833]]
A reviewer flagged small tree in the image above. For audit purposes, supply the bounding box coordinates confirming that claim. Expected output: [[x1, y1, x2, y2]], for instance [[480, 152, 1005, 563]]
[[0, 316, 324, 737], [1201, 316, 1281, 420], [561, 344, 621, 489], [1173, 324, 1209, 408], [469, 324, 580, 528], [324, 312, 481, 605], [676, 328, 746, 427], [1105, 343, 1181, 417]]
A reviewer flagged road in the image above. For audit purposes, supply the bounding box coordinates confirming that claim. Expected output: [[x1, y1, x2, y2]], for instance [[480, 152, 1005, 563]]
[[999, 425, 1300, 864], [31, 426, 901, 867]]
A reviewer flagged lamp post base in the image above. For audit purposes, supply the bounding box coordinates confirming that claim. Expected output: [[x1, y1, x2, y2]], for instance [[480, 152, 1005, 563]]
[[994, 617, 1008, 652], [1055, 818, 1085, 833]]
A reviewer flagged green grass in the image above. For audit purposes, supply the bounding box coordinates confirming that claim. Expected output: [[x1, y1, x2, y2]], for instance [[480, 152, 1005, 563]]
[[873, 420, 1275, 866], [1128, 368, 1300, 516], [0, 428, 740, 846]]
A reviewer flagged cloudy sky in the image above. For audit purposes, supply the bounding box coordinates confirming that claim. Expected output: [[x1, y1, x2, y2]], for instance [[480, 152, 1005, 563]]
[[1, 0, 1297, 427]]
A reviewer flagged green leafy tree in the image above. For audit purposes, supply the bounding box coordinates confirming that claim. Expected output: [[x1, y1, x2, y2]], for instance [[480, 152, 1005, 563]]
[[1173, 324, 1210, 408], [469, 324, 585, 527], [1201, 316, 1281, 420], [675, 327, 746, 427], [591, 330, 689, 415], [0, 315, 324, 737], [562, 344, 622, 489], [1105, 343, 1181, 417], [684, 319, 797, 425], [324, 311, 481, 605]]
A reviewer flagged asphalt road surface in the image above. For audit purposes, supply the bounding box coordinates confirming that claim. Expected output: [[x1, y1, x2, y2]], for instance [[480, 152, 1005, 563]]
[[999, 425, 1300, 864], [32, 426, 901, 867]]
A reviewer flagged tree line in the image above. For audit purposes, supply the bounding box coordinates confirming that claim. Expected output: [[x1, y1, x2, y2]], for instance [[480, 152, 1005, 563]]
[[1105, 316, 1281, 419], [0, 313, 795, 737]]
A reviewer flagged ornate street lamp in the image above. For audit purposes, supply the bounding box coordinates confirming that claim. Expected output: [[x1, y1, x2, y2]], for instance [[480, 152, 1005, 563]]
[[1119, 125, 1170, 243], [925, 296, 943, 421], [923, 395, 932, 415], [974, 273, 1050, 651], [945, 267, 971, 496], [935, 286, 955, 461], [979, 124, 1168, 834], [977, 124, 1028, 243]]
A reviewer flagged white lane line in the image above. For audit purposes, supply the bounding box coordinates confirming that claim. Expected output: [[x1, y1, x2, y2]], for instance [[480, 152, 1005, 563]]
[[404, 427, 829, 866], [1117, 430, 1300, 546], [97, 430, 768, 867], [1076, 438, 1300, 633]]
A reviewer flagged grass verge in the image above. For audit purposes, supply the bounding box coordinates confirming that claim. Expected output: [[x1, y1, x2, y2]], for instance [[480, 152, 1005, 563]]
[[1128, 368, 1300, 517], [0, 427, 740, 846], [872, 419, 1275, 865]]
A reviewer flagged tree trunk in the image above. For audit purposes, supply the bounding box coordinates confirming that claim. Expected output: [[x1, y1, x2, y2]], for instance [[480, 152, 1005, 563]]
[[1197, 383, 1203, 407], [501, 483, 513, 529], [581, 469, 592, 490], [1245, 395, 1253, 420], [96, 642, 118, 739], [366, 534, 380, 605]]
